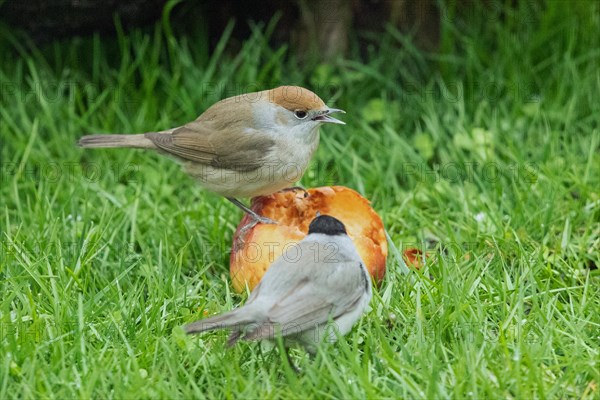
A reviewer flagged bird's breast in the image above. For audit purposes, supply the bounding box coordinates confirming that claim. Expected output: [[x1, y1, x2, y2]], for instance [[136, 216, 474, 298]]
[[182, 129, 319, 198]]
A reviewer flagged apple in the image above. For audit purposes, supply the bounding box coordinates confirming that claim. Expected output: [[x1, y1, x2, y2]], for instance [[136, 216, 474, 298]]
[[230, 186, 388, 292]]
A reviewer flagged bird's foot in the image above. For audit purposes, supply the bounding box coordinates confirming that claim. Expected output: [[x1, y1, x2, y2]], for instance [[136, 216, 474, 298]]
[[286, 350, 302, 374], [227, 197, 277, 225], [237, 213, 277, 238], [250, 213, 277, 226]]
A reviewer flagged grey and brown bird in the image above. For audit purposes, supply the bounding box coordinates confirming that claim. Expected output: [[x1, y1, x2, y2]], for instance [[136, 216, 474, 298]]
[[79, 86, 344, 223]]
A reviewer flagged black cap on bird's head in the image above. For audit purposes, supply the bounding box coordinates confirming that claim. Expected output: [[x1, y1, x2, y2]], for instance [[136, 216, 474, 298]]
[[308, 214, 347, 236]]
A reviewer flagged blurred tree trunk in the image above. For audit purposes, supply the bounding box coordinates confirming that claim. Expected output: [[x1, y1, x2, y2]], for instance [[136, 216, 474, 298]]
[[293, 0, 440, 61], [294, 0, 353, 62]]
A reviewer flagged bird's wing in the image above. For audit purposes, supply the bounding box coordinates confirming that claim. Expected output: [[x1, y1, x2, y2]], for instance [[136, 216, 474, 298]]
[[242, 241, 369, 341], [145, 121, 275, 172]]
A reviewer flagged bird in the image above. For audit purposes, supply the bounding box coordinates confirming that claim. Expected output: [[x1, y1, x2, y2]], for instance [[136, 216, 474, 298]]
[[78, 86, 345, 223], [184, 214, 372, 358]]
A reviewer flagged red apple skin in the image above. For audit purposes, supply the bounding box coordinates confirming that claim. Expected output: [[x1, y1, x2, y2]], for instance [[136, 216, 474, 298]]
[[230, 186, 388, 293]]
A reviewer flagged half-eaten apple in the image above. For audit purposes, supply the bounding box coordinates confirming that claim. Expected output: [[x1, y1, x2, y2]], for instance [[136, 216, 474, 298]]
[[230, 186, 387, 292]]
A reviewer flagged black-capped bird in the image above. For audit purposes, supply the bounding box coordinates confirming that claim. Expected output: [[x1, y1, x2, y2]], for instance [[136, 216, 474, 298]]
[[184, 215, 371, 358]]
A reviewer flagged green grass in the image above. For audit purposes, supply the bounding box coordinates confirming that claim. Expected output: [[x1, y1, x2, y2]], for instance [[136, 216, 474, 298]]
[[1, 1, 599, 398]]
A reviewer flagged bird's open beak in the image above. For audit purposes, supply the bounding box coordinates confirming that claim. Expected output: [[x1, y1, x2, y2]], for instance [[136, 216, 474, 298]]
[[313, 108, 346, 125]]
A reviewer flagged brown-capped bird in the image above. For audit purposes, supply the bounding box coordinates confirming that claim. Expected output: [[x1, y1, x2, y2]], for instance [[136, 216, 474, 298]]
[[79, 86, 344, 223]]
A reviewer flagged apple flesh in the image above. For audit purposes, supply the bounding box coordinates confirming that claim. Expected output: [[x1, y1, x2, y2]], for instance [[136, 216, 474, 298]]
[[230, 186, 388, 292]]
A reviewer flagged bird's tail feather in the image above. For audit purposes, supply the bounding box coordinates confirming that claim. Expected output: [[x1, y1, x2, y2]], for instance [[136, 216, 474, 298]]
[[184, 309, 249, 335], [78, 134, 156, 149]]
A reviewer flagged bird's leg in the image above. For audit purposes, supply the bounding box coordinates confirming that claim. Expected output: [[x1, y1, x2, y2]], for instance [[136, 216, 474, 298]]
[[285, 349, 302, 374], [227, 197, 277, 225], [278, 186, 309, 198]]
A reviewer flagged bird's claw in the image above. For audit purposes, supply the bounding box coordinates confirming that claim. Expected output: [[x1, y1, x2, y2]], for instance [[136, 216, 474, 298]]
[[238, 214, 277, 239], [254, 215, 277, 225]]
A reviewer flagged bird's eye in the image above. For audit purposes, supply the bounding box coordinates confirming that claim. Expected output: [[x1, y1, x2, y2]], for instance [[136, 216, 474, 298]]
[[294, 110, 308, 119]]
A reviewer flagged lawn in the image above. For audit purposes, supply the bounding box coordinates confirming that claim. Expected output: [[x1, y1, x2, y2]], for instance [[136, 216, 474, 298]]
[[1, 1, 599, 398]]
